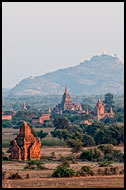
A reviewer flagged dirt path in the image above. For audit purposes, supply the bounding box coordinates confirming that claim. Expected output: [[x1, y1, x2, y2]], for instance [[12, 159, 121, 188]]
[[2, 175, 124, 188]]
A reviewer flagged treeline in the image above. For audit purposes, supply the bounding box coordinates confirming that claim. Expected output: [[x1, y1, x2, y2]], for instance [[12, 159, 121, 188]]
[[51, 117, 124, 150]]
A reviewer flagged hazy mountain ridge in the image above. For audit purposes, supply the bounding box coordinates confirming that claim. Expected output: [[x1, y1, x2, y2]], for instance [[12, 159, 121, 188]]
[[8, 54, 124, 96]]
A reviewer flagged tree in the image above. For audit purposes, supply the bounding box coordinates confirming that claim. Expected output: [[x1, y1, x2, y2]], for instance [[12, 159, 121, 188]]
[[82, 134, 95, 146], [37, 130, 48, 139], [66, 139, 83, 153], [52, 166, 75, 177], [101, 117, 117, 124], [103, 93, 115, 110], [98, 144, 114, 155], [53, 117, 72, 133], [80, 148, 104, 161], [2, 120, 12, 128], [51, 129, 71, 140]]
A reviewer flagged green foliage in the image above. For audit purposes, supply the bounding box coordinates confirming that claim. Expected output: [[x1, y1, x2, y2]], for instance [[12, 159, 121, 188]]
[[26, 173, 30, 179], [53, 117, 72, 133], [97, 168, 103, 175], [2, 141, 10, 148], [80, 166, 94, 176], [66, 139, 83, 153], [82, 134, 95, 146], [103, 93, 115, 110], [80, 148, 104, 161], [71, 131, 83, 141], [101, 117, 117, 124], [52, 166, 75, 177], [42, 138, 67, 146], [60, 158, 70, 168], [2, 171, 6, 180], [30, 126, 38, 137], [81, 103, 94, 112], [8, 173, 22, 179], [98, 160, 113, 167], [2, 120, 12, 128], [2, 152, 9, 161], [110, 167, 119, 175], [84, 122, 104, 137], [37, 130, 48, 139], [51, 129, 71, 140], [106, 149, 124, 162], [25, 160, 45, 170], [94, 125, 124, 145], [98, 144, 114, 155], [103, 168, 111, 175]]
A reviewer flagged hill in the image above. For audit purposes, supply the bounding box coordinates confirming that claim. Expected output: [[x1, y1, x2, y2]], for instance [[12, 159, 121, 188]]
[[8, 54, 124, 96]]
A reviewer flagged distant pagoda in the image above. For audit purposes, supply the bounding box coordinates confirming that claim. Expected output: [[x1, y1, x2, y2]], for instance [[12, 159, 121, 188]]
[[56, 86, 82, 112], [22, 102, 27, 111]]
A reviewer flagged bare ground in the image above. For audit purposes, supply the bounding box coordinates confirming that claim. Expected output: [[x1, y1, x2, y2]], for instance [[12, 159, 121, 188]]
[[2, 175, 124, 188]]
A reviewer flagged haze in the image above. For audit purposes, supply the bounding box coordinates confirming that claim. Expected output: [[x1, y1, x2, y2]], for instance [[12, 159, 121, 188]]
[[2, 2, 124, 89]]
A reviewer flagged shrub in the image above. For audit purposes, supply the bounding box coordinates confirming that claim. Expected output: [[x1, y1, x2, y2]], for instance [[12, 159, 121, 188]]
[[8, 173, 22, 179], [98, 144, 114, 155], [26, 173, 29, 179], [2, 171, 6, 180], [97, 168, 103, 176], [52, 166, 75, 177], [71, 158, 78, 164], [119, 169, 124, 175], [98, 160, 113, 167], [37, 130, 48, 139], [103, 168, 111, 175], [50, 152, 56, 159], [67, 139, 83, 153], [42, 138, 67, 146], [82, 134, 95, 146], [112, 150, 124, 162], [80, 148, 104, 161], [110, 167, 119, 175], [80, 166, 94, 176], [25, 160, 45, 170], [2, 152, 9, 161], [60, 158, 70, 168], [103, 149, 124, 162]]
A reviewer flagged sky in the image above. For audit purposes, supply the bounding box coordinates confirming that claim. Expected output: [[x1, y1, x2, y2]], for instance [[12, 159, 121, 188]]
[[2, 2, 124, 89]]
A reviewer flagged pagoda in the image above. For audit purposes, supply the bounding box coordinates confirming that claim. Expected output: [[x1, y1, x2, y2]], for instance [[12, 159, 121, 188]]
[[9, 121, 41, 161], [58, 86, 75, 111]]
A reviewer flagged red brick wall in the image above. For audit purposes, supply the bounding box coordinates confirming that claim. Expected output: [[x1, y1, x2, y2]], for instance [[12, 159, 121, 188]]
[[2, 115, 12, 120]]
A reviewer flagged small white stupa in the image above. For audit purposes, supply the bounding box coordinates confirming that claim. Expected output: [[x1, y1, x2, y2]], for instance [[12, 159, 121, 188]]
[[103, 50, 107, 55]]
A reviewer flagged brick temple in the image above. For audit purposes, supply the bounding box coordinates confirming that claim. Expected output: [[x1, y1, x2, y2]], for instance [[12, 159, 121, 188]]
[[56, 86, 82, 113], [9, 121, 41, 161], [2, 114, 12, 120], [93, 98, 114, 121], [32, 113, 50, 125]]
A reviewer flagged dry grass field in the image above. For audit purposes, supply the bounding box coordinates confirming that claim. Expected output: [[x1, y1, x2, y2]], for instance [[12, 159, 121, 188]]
[[2, 146, 124, 188], [2, 128, 124, 188], [2, 175, 124, 188]]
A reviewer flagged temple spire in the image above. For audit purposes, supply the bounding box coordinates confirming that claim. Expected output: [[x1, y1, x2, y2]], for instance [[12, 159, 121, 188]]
[[65, 85, 68, 93], [98, 98, 101, 103], [86, 107, 89, 114]]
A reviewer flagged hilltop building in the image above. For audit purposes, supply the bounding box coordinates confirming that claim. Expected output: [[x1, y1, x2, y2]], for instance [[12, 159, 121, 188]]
[[9, 121, 41, 161]]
